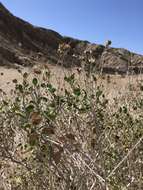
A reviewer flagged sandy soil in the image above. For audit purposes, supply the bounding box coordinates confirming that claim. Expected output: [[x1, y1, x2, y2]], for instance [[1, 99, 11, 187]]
[[0, 65, 143, 100]]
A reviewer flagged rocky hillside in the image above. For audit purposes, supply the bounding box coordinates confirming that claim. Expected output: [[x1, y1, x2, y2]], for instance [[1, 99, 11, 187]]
[[0, 2, 143, 74]]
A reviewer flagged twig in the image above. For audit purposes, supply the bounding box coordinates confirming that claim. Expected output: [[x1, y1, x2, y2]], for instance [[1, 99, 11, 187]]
[[107, 135, 143, 179]]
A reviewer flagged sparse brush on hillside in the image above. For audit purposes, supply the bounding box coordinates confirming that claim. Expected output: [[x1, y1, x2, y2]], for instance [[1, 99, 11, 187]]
[[0, 64, 143, 190], [0, 3, 143, 189]]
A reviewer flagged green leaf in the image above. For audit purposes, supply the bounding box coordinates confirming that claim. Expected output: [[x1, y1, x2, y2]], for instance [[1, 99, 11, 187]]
[[25, 104, 35, 113], [32, 78, 38, 86], [47, 83, 56, 93], [44, 109, 56, 120], [96, 86, 103, 98], [123, 106, 127, 114], [73, 88, 81, 96], [96, 88, 103, 98], [16, 84, 23, 93], [64, 74, 75, 85]]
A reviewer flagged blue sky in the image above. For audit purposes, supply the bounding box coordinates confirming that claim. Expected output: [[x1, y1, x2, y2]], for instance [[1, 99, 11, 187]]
[[1, 0, 143, 54]]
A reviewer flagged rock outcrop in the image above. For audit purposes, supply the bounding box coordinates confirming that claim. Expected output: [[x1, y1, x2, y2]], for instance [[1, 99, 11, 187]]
[[0, 2, 143, 73]]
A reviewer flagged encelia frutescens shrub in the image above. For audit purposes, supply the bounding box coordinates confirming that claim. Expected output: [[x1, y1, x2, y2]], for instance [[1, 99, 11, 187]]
[[0, 67, 143, 190]]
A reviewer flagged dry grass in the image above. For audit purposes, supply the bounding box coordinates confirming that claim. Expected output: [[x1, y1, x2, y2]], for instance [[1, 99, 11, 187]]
[[0, 64, 143, 97], [0, 64, 143, 190]]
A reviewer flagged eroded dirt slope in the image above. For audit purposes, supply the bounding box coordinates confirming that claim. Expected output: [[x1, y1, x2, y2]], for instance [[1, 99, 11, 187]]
[[0, 2, 143, 74]]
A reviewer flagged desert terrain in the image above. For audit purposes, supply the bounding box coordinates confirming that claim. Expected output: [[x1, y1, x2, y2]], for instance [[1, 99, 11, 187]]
[[0, 2, 143, 190]]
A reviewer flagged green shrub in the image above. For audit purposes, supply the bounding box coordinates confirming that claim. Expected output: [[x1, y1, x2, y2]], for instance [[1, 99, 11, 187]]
[[0, 68, 143, 190]]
